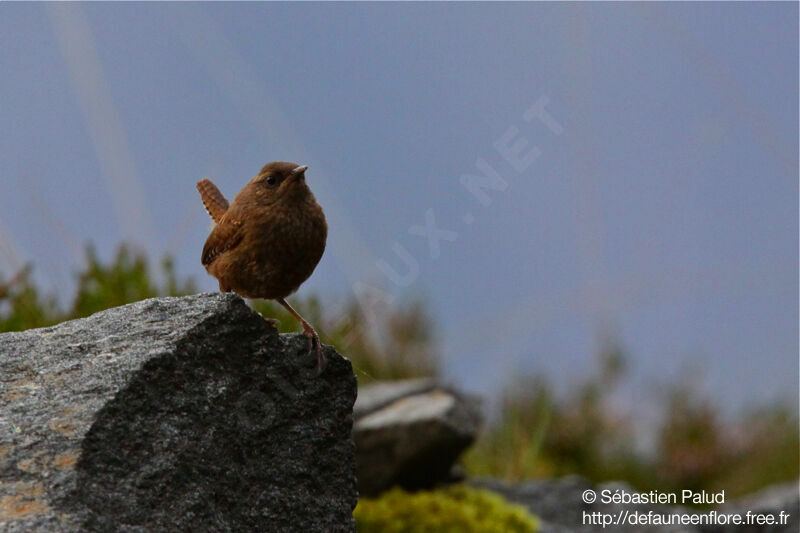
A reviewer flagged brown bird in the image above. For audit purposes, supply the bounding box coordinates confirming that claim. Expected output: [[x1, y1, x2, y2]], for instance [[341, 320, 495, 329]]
[[197, 161, 328, 373]]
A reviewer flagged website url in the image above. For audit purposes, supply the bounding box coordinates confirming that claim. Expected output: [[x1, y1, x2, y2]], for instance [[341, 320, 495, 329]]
[[583, 509, 791, 528]]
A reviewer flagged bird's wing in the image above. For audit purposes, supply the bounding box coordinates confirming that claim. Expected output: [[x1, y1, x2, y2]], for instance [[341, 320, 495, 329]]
[[201, 214, 244, 267], [197, 179, 230, 223]]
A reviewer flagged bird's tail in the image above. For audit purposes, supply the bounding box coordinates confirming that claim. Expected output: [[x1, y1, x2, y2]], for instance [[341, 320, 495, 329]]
[[196, 179, 229, 224]]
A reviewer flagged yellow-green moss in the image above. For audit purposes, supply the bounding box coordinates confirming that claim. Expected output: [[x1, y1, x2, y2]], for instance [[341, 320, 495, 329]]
[[354, 485, 539, 533]]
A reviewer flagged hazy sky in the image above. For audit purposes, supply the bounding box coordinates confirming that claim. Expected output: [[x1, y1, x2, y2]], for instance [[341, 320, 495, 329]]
[[1, 3, 797, 416]]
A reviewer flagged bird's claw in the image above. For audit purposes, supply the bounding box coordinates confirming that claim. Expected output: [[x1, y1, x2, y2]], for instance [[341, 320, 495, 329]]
[[303, 329, 326, 376], [275, 298, 326, 377]]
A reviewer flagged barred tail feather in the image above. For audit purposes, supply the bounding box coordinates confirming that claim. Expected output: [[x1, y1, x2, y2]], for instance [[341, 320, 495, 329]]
[[196, 179, 229, 223]]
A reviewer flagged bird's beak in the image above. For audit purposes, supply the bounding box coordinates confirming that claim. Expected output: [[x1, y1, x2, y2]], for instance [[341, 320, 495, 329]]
[[286, 165, 308, 186], [282, 165, 308, 189]]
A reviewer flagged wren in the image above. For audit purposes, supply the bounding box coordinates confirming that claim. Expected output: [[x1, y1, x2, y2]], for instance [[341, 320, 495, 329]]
[[197, 162, 328, 373]]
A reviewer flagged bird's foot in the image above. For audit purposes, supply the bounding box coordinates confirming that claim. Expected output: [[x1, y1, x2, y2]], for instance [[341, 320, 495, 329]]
[[302, 325, 326, 376], [274, 298, 325, 376], [262, 316, 280, 327]]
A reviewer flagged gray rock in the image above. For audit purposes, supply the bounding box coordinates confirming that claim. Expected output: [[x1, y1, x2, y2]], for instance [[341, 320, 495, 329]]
[[473, 476, 694, 533], [709, 480, 799, 533], [473, 476, 800, 533], [353, 378, 436, 418], [353, 379, 482, 496], [0, 293, 357, 532]]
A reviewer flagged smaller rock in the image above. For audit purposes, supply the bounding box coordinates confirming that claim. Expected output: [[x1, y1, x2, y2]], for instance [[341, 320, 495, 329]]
[[353, 378, 436, 418], [354, 379, 482, 496]]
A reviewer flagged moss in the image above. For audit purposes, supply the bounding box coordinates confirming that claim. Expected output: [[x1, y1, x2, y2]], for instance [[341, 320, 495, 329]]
[[354, 485, 539, 533]]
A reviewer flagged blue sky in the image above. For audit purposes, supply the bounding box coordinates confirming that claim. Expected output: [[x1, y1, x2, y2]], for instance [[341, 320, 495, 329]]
[[0, 3, 797, 416]]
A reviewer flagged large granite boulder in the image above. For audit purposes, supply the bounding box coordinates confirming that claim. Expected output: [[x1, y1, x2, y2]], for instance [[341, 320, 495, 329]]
[[353, 378, 482, 496], [0, 293, 357, 532]]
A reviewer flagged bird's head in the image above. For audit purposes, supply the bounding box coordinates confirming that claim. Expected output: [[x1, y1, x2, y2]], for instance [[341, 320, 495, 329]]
[[249, 161, 311, 204]]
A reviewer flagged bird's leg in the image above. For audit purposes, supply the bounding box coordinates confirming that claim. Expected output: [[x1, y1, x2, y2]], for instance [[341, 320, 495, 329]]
[[276, 297, 325, 374]]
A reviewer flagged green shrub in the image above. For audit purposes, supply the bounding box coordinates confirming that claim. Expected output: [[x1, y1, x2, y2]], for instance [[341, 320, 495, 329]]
[[354, 485, 539, 533]]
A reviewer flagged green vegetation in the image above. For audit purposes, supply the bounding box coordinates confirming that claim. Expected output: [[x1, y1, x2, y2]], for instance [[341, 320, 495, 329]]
[[1, 243, 797, 503], [251, 297, 438, 382], [0, 245, 194, 332], [354, 485, 538, 533], [0, 244, 436, 382], [464, 348, 800, 501]]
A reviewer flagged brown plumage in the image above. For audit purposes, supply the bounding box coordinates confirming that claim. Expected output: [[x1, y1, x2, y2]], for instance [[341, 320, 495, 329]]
[[197, 161, 328, 372], [197, 178, 229, 223]]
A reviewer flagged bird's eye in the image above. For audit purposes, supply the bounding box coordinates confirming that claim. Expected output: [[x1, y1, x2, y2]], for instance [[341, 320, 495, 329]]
[[265, 175, 276, 186]]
